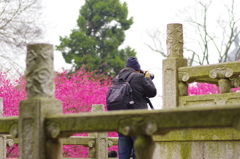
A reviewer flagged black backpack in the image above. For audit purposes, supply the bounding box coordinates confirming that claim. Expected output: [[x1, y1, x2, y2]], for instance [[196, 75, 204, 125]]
[[106, 72, 135, 111]]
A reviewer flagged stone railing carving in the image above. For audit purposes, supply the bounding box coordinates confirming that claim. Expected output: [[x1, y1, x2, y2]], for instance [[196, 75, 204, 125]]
[[88, 140, 96, 158], [119, 117, 157, 136], [26, 44, 54, 98], [177, 61, 240, 94], [166, 23, 183, 58], [230, 76, 240, 88], [178, 61, 240, 83], [178, 72, 190, 82], [6, 138, 14, 147], [118, 116, 157, 159], [209, 67, 234, 79]]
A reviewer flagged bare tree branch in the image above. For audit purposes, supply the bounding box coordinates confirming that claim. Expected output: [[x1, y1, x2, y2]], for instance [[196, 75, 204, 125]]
[[144, 28, 166, 57], [0, 0, 46, 75], [145, 0, 240, 66]]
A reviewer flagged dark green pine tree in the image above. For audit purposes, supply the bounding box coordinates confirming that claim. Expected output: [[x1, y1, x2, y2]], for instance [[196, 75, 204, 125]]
[[56, 0, 136, 76]]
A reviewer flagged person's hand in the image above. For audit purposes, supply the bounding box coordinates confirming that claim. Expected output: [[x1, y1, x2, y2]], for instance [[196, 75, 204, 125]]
[[144, 71, 150, 77]]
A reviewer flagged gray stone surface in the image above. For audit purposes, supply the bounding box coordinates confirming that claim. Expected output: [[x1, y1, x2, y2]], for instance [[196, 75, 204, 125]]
[[152, 141, 240, 159], [19, 44, 62, 159], [163, 23, 188, 108], [0, 98, 2, 117], [91, 104, 108, 159], [0, 136, 6, 159]]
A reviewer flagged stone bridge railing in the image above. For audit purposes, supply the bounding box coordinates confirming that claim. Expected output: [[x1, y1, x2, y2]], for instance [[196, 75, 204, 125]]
[[0, 105, 118, 159], [163, 24, 240, 109], [0, 23, 240, 159], [2, 100, 240, 159], [0, 136, 118, 159], [160, 23, 240, 158]]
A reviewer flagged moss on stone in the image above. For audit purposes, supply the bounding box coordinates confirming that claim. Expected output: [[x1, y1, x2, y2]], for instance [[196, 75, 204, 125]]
[[153, 128, 240, 141], [179, 92, 240, 107], [180, 142, 191, 159]]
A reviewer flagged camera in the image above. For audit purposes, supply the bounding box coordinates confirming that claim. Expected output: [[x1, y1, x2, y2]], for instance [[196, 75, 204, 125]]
[[140, 70, 154, 80]]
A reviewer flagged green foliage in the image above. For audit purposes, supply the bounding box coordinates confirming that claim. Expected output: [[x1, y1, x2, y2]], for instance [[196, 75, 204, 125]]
[[56, 0, 136, 76]]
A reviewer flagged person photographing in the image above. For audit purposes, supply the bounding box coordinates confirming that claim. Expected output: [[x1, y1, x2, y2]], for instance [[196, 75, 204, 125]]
[[113, 57, 157, 159]]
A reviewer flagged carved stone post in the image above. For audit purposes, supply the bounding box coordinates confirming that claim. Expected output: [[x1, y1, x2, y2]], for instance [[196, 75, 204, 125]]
[[89, 104, 108, 159], [219, 79, 231, 93], [0, 98, 2, 117], [19, 43, 62, 159], [0, 135, 6, 159], [163, 23, 188, 108], [0, 98, 5, 159]]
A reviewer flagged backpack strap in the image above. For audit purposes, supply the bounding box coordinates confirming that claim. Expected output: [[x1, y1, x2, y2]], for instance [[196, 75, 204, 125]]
[[125, 72, 135, 83], [114, 72, 135, 84], [113, 75, 119, 84]]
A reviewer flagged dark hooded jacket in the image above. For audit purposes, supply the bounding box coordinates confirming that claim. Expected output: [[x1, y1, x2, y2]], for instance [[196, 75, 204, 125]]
[[116, 67, 157, 109]]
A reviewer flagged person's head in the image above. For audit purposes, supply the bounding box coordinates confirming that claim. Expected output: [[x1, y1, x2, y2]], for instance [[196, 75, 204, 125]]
[[108, 150, 117, 157], [126, 57, 141, 71]]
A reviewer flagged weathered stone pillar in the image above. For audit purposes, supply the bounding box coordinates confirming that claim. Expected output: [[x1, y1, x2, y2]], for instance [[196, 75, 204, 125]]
[[19, 43, 62, 159], [0, 98, 3, 117], [0, 98, 5, 159], [89, 104, 108, 159], [163, 23, 188, 108], [218, 79, 231, 93], [0, 135, 6, 159]]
